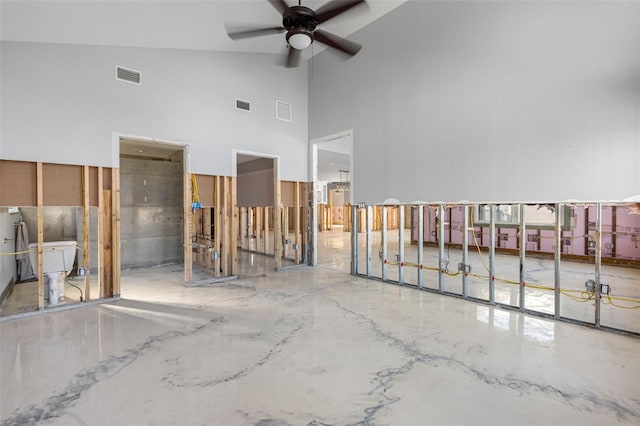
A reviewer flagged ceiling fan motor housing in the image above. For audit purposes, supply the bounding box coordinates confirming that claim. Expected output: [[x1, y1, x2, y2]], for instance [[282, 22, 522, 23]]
[[283, 6, 317, 46]]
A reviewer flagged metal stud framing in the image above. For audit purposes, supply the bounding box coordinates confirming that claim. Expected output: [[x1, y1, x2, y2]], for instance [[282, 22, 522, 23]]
[[417, 206, 424, 289], [554, 203, 562, 319], [438, 204, 445, 293], [398, 205, 405, 284], [595, 202, 602, 328], [518, 204, 526, 310], [461, 205, 469, 298], [381, 206, 387, 281], [349, 201, 638, 336], [366, 206, 372, 277], [488, 204, 496, 305]]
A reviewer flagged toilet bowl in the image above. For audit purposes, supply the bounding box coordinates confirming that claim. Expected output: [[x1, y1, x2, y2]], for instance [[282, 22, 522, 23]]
[[28, 241, 77, 306]]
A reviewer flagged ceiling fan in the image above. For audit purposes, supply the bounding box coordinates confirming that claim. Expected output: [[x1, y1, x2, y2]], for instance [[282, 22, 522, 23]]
[[226, 0, 366, 68]]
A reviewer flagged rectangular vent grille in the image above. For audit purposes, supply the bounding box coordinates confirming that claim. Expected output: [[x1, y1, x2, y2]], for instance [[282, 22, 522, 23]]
[[236, 99, 251, 112], [115, 66, 141, 85], [276, 100, 292, 121]]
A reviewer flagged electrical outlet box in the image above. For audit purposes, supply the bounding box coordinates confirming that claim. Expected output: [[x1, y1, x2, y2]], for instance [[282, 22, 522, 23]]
[[600, 284, 610, 295], [457, 263, 471, 274], [585, 279, 596, 292], [394, 254, 401, 262], [285, 239, 291, 244], [77, 267, 86, 277], [293, 244, 299, 250]]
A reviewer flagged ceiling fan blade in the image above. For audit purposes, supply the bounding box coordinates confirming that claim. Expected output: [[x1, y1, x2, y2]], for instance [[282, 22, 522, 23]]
[[227, 26, 286, 40], [314, 0, 366, 24], [313, 29, 361, 57], [268, 0, 290, 15], [286, 47, 301, 68]]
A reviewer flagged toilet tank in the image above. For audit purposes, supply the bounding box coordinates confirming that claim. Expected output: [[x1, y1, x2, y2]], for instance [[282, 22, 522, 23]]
[[28, 241, 78, 274]]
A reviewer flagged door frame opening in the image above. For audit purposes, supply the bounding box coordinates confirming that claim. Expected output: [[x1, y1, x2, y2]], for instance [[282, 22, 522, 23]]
[[113, 132, 191, 282], [311, 130, 354, 267]]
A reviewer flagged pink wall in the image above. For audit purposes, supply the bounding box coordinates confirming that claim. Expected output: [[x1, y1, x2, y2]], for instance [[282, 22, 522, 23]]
[[411, 205, 640, 261]]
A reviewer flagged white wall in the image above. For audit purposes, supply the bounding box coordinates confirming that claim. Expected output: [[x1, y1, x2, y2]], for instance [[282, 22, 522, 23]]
[[309, 1, 640, 203], [1, 41, 308, 181]]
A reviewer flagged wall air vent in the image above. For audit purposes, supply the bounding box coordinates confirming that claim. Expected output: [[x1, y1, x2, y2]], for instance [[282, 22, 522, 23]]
[[236, 99, 251, 112], [115, 65, 141, 85], [276, 100, 292, 121]]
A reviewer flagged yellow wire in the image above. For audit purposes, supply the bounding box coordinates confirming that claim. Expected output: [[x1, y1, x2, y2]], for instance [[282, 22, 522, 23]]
[[191, 175, 201, 204], [374, 206, 640, 310]]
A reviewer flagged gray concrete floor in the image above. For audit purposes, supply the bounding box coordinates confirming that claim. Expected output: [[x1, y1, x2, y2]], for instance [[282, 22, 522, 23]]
[[1, 229, 639, 425]]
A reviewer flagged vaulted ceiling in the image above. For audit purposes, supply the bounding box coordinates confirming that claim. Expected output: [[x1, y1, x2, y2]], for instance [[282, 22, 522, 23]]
[[0, 0, 406, 57]]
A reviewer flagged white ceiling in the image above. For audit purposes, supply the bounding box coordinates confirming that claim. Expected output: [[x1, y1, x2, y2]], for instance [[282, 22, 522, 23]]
[[317, 148, 350, 182], [0, 0, 406, 56], [120, 138, 183, 161]]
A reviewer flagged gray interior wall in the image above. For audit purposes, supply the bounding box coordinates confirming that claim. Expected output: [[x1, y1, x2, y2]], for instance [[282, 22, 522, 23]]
[[120, 157, 183, 268], [0, 41, 308, 181], [237, 158, 274, 207], [309, 1, 640, 202]]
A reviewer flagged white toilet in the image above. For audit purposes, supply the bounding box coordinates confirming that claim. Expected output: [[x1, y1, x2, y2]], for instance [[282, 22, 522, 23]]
[[28, 241, 77, 306]]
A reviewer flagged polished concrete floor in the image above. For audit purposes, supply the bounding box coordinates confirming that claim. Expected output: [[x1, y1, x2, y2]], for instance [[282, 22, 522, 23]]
[[356, 229, 640, 333], [1, 230, 639, 425]]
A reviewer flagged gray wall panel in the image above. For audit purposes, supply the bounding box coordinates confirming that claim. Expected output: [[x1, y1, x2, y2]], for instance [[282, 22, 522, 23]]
[[1, 41, 309, 181], [120, 158, 183, 268], [309, 1, 640, 202]]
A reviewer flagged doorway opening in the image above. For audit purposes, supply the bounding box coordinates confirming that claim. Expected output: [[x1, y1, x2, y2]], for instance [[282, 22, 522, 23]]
[[235, 152, 280, 274], [235, 151, 308, 274], [119, 138, 188, 279], [312, 130, 353, 271]]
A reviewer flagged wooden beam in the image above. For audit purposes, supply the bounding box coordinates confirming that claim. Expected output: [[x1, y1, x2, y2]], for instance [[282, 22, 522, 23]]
[[282, 206, 288, 259], [274, 160, 282, 270], [213, 176, 221, 278], [37, 162, 44, 309], [97, 167, 104, 299], [204, 208, 212, 269], [83, 165, 91, 301], [240, 207, 247, 250], [255, 207, 263, 252], [294, 182, 301, 263], [222, 177, 231, 276], [264, 207, 269, 255], [184, 171, 193, 283], [103, 189, 113, 298], [303, 182, 311, 262], [230, 176, 238, 276], [112, 168, 121, 296]]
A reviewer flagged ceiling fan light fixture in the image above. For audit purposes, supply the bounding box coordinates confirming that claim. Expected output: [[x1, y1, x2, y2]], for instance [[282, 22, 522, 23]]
[[287, 30, 313, 50]]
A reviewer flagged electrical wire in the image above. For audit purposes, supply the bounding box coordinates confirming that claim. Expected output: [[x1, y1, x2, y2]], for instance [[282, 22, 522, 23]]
[[373, 208, 640, 310], [65, 279, 84, 302]]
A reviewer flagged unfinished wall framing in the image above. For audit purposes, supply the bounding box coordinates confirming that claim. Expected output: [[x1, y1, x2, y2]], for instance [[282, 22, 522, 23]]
[[343, 204, 402, 233], [350, 202, 640, 335], [190, 175, 238, 279], [0, 160, 120, 316], [236, 180, 310, 266]]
